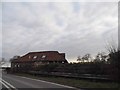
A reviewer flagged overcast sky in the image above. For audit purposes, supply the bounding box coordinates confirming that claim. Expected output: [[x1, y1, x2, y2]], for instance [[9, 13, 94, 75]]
[[2, 2, 118, 62]]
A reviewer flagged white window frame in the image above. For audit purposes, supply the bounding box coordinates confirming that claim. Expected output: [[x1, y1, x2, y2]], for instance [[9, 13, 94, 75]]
[[33, 56, 37, 59], [42, 55, 46, 58]]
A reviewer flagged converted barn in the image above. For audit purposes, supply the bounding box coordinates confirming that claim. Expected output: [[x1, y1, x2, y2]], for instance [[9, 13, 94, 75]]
[[11, 51, 68, 72]]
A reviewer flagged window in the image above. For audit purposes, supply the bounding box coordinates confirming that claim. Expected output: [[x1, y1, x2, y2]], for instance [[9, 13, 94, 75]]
[[42, 55, 46, 58], [33, 56, 37, 59]]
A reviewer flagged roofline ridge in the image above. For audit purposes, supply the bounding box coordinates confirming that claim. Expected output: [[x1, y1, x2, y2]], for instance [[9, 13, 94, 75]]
[[28, 51, 59, 54]]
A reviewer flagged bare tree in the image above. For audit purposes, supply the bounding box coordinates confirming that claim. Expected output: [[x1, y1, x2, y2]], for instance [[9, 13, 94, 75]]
[[82, 54, 91, 62], [105, 39, 119, 63], [105, 39, 119, 81], [94, 53, 101, 62], [105, 39, 118, 53], [94, 52, 108, 63], [77, 54, 91, 62], [100, 52, 109, 62], [77, 56, 83, 62]]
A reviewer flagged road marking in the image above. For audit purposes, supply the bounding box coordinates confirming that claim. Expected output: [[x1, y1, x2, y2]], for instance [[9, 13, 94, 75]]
[[14, 75, 77, 89], [2, 79, 17, 90], [0, 78, 18, 90], [0, 80, 10, 89]]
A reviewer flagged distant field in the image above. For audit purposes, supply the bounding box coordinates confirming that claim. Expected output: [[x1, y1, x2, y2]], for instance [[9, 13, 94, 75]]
[[14, 73, 119, 89]]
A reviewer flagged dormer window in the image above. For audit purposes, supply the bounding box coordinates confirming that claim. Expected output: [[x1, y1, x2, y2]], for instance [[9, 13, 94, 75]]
[[33, 56, 37, 59], [42, 55, 46, 58]]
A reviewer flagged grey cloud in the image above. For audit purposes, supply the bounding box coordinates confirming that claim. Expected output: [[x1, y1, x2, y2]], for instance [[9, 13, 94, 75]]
[[2, 2, 118, 62]]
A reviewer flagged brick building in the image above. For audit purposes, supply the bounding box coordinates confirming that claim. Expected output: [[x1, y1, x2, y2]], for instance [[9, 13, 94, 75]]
[[11, 51, 68, 72]]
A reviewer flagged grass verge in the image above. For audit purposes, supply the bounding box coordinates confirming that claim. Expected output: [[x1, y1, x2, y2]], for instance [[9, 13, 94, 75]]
[[13, 73, 119, 89]]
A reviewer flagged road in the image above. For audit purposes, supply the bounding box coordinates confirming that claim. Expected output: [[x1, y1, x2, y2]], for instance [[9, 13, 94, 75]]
[[1, 72, 78, 90]]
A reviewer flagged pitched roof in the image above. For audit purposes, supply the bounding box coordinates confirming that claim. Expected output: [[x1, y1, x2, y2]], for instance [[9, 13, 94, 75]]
[[12, 51, 67, 63]]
